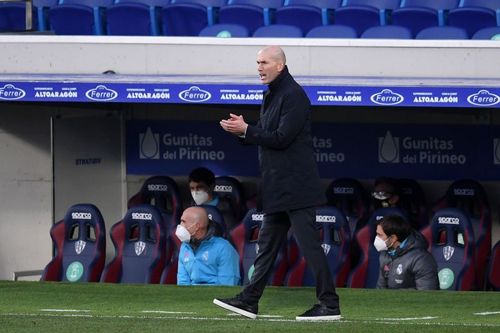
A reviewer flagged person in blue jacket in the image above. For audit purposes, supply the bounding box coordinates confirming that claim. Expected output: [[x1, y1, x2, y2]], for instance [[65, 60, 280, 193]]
[[176, 206, 240, 286]]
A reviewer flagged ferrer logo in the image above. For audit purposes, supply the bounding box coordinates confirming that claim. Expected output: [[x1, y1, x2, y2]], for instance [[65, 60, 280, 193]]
[[85, 85, 118, 101], [438, 217, 460, 225], [467, 90, 500, 106], [0, 84, 26, 100], [215, 185, 233, 193], [316, 215, 336, 223], [132, 212, 153, 220], [179, 86, 211, 103], [370, 89, 404, 105], [147, 184, 168, 192], [71, 212, 92, 220]]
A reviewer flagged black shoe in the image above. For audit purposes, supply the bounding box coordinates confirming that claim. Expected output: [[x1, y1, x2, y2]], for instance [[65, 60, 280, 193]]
[[296, 304, 341, 321], [213, 296, 258, 319]]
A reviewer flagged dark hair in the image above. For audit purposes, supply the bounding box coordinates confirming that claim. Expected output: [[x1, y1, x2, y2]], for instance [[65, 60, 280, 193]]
[[378, 215, 412, 241], [188, 167, 215, 187], [374, 176, 400, 196]]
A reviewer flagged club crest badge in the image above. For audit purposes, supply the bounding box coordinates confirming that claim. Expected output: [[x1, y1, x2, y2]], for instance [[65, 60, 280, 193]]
[[135, 241, 146, 256], [443, 246, 455, 261], [396, 264, 403, 275], [75, 240, 86, 255]]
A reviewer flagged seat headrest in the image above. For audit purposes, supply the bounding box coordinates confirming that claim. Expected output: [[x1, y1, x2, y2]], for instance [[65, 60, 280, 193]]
[[445, 179, 489, 203], [368, 207, 408, 225], [64, 203, 105, 228], [430, 208, 473, 233], [200, 205, 226, 237], [123, 205, 165, 234], [326, 178, 368, 202], [315, 206, 348, 227]]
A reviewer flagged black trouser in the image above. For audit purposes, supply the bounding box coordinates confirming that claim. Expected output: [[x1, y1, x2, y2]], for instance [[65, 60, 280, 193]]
[[240, 207, 340, 309]]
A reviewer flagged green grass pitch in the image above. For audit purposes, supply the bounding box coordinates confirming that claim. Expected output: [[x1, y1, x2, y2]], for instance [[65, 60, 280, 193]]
[[0, 281, 499, 332]]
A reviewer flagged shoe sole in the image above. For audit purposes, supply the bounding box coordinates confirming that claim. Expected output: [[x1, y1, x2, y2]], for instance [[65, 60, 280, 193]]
[[296, 314, 342, 321], [213, 298, 257, 319]]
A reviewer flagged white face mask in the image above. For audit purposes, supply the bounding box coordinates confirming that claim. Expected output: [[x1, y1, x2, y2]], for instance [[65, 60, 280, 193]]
[[373, 236, 389, 252], [191, 190, 209, 205], [175, 224, 191, 243]]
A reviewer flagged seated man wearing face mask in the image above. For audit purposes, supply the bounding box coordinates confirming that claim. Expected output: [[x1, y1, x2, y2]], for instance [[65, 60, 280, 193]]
[[375, 215, 438, 290], [189, 167, 219, 206], [371, 177, 400, 210], [175, 206, 241, 286]]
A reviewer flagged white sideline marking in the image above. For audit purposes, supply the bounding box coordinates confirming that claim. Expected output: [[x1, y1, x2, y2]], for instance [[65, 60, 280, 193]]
[[40, 309, 91, 313], [375, 316, 438, 321], [227, 313, 283, 318], [474, 311, 500, 316], [141, 310, 195, 314], [2, 312, 500, 328]]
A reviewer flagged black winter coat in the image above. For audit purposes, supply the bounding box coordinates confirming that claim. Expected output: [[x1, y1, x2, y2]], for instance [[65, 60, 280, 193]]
[[377, 231, 439, 290], [244, 66, 325, 214]]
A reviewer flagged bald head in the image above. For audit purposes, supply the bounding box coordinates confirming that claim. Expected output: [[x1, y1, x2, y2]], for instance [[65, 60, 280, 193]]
[[259, 46, 286, 65], [257, 46, 287, 85], [180, 206, 209, 240]]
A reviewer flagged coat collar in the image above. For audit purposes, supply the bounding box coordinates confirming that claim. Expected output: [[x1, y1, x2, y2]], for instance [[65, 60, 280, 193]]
[[268, 65, 290, 92]]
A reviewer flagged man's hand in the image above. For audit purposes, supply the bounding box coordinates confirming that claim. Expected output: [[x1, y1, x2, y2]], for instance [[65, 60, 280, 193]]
[[220, 113, 248, 136]]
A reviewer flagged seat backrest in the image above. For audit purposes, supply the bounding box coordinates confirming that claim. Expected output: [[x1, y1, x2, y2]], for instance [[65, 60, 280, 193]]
[[486, 240, 500, 291], [460, 0, 500, 11], [213, 176, 247, 230], [472, 26, 500, 39], [306, 24, 357, 37], [253, 24, 303, 37], [343, 0, 400, 9], [447, 7, 496, 37], [416, 26, 468, 39], [285, 206, 351, 287], [285, 0, 341, 8], [325, 178, 370, 237], [227, 0, 284, 8], [230, 208, 288, 285], [199, 23, 249, 37], [361, 25, 412, 39], [161, 3, 209, 36], [433, 179, 491, 289], [348, 207, 408, 288], [42, 204, 106, 282], [173, 0, 227, 6], [200, 204, 227, 237], [60, 0, 114, 6], [396, 178, 429, 230], [101, 205, 166, 284], [128, 176, 183, 235], [428, 208, 476, 290], [275, 5, 324, 34], [401, 0, 459, 10]]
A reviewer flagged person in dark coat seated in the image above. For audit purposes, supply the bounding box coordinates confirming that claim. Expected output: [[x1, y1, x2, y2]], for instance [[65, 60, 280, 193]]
[[375, 214, 438, 290]]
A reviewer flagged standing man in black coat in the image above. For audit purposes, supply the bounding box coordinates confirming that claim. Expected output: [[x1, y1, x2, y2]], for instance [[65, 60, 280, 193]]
[[214, 46, 341, 321]]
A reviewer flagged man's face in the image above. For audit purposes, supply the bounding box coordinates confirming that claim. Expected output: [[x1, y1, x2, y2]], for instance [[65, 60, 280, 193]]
[[375, 225, 389, 241], [179, 211, 199, 236], [189, 181, 211, 194], [257, 49, 283, 85]]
